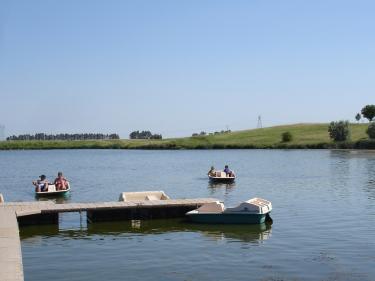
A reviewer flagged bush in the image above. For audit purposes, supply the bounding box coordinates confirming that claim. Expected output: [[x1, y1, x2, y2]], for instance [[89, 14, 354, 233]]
[[281, 131, 293, 142], [354, 139, 375, 149], [367, 123, 375, 139], [328, 121, 350, 142]]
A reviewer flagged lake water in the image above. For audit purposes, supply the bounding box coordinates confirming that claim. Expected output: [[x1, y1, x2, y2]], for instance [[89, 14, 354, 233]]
[[1, 149, 375, 281]]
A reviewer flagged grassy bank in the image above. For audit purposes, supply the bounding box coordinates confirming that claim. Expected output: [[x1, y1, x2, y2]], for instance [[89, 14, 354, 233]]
[[1, 123, 374, 150]]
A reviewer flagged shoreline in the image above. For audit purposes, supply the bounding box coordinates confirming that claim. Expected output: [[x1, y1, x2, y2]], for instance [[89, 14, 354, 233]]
[[2, 123, 374, 150], [1, 139, 375, 150]]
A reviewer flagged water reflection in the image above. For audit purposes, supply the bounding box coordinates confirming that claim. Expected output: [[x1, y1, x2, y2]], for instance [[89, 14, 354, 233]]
[[20, 219, 272, 244], [364, 158, 375, 200], [35, 193, 72, 204], [330, 149, 375, 159], [208, 182, 236, 189], [207, 182, 236, 198], [330, 150, 375, 201]]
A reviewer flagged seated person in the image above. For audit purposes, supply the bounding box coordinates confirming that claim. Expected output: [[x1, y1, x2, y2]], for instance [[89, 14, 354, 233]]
[[32, 175, 49, 192], [223, 165, 234, 177], [54, 172, 69, 191], [207, 166, 216, 176]]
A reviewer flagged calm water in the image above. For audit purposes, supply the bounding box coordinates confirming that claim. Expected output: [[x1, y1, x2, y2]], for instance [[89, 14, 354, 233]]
[[1, 149, 375, 281]]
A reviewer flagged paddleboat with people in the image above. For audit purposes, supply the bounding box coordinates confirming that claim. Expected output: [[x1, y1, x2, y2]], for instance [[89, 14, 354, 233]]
[[207, 165, 236, 183], [186, 197, 272, 224], [33, 172, 70, 197], [35, 183, 71, 197]]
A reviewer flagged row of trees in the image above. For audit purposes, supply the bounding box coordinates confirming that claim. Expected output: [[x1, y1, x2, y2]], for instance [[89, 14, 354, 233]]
[[328, 121, 375, 141], [7, 133, 120, 141], [329, 104, 375, 142], [129, 131, 162, 139], [328, 121, 351, 141], [192, 130, 231, 137]]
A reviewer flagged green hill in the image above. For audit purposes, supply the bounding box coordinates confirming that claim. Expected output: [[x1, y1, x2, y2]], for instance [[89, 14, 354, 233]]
[[1, 123, 374, 150]]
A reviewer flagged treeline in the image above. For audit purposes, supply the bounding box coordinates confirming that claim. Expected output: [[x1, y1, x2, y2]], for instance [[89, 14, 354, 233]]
[[192, 130, 231, 137], [328, 104, 375, 142], [129, 131, 162, 139], [7, 133, 120, 141]]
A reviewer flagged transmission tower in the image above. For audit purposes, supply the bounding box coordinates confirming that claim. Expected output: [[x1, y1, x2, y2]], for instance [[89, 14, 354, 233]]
[[0, 124, 5, 141], [257, 116, 263, 129]]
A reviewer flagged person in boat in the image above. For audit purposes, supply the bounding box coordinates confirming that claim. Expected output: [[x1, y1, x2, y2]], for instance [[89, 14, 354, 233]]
[[32, 175, 49, 192], [223, 165, 234, 177], [54, 172, 69, 191], [207, 166, 216, 177]]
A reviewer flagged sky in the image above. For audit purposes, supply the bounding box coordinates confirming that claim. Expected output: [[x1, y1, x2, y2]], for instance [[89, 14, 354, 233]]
[[0, 0, 374, 138]]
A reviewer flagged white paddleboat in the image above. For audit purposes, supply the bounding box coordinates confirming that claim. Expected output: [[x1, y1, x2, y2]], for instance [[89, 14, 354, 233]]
[[35, 183, 71, 197], [186, 197, 272, 224], [208, 170, 236, 183]]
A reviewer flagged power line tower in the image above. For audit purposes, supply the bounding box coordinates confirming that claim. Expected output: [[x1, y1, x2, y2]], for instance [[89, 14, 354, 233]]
[[257, 115, 263, 129], [0, 124, 5, 141]]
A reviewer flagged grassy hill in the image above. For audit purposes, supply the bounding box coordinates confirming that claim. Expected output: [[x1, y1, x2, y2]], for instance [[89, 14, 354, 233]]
[[1, 123, 374, 150]]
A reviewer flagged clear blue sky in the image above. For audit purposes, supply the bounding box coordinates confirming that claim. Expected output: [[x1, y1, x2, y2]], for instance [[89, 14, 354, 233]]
[[0, 0, 374, 138]]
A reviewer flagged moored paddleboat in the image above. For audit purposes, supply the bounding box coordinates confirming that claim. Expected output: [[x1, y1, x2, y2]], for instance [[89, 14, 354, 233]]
[[35, 183, 71, 197], [186, 197, 272, 224]]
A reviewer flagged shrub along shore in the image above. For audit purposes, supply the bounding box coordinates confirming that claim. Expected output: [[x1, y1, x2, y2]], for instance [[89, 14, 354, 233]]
[[1, 123, 375, 150]]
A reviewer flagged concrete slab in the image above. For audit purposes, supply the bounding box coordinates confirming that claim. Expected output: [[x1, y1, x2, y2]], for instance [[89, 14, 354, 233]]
[[0, 209, 24, 281]]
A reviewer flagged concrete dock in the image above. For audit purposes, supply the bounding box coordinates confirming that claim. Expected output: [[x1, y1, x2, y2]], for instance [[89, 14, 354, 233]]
[[0, 208, 24, 281], [0, 196, 217, 281]]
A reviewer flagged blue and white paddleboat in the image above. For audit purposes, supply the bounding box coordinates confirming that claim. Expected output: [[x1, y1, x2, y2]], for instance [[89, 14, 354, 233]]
[[186, 197, 272, 224]]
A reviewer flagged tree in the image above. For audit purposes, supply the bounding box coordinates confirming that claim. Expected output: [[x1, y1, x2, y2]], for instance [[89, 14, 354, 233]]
[[328, 121, 350, 142], [361, 105, 375, 122], [150, 134, 162, 139], [129, 131, 139, 139], [129, 130, 162, 139], [367, 123, 375, 139], [281, 131, 293, 142], [355, 113, 361, 123]]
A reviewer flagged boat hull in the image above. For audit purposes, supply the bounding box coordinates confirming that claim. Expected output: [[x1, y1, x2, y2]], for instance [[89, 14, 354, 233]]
[[35, 189, 70, 197], [35, 186, 70, 197], [208, 176, 235, 183], [187, 213, 268, 224]]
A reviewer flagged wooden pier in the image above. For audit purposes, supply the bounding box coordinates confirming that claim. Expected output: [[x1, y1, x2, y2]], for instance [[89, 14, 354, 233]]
[[0, 196, 217, 281]]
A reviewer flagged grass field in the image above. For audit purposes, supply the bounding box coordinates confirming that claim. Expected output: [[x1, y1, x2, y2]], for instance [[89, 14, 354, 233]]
[[1, 123, 374, 150]]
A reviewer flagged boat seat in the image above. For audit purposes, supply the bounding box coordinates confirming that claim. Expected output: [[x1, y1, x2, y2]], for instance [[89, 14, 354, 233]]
[[224, 197, 272, 214], [215, 171, 227, 178], [196, 201, 225, 213], [145, 195, 160, 201], [119, 191, 170, 201], [48, 185, 56, 192]]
